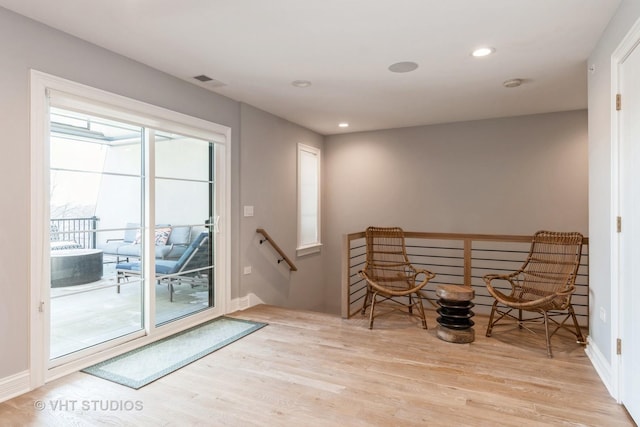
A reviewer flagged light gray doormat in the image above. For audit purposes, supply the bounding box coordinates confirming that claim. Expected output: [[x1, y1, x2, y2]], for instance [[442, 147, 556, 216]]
[[82, 317, 266, 389]]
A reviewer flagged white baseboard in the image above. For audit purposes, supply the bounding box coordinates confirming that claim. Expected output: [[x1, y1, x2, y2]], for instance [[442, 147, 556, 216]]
[[585, 336, 617, 400], [0, 370, 31, 403], [229, 293, 265, 313]]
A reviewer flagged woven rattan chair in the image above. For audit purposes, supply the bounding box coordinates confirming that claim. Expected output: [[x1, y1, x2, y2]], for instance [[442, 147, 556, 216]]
[[484, 230, 586, 357], [359, 226, 436, 329]]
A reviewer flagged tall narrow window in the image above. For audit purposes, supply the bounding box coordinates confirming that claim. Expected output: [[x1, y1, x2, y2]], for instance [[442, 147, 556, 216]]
[[297, 143, 321, 255]]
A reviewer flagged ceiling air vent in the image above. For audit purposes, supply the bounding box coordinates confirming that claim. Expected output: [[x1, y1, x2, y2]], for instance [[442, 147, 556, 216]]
[[193, 74, 227, 88], [193, 74, 213, 82]]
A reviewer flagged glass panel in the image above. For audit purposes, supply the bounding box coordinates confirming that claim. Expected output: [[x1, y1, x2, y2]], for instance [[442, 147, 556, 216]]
[[49, 108, 144, 360], [299, 148, 319, 246], [155, 133, 211, 181], [154, 134, 214, 325], [50, 107, 142, 176]]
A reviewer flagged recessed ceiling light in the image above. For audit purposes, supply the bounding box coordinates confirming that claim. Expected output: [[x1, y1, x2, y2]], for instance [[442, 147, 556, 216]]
[[388, 61, 419, 73], [471, 47, 495, 57], [338, 122, 349, 128], [292, 80, 312, 88], [503, 78, 523, 88]]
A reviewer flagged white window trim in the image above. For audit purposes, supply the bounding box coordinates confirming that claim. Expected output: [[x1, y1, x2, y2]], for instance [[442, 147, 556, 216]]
[[296, 143, 321, 256], [297, 243, 323, 257], [29, 70, 232, 386]]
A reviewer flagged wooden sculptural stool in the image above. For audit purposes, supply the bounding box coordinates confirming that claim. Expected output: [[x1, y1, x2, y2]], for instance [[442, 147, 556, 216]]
[[435, 285, 475, 343]]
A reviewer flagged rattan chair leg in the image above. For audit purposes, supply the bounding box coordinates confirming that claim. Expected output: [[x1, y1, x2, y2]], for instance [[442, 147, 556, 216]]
[[543, 311, 553, 358], [361, 286, 371, 315], [568, 305, 586, 344], [486, 300, 499, 337], [518, 309, 523, 329], [415, 293, 427, 329], [368, 292, 377, 329]]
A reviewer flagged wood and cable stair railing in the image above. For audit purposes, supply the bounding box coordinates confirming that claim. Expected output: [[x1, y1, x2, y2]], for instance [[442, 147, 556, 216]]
[[342, 230, 589, 324]]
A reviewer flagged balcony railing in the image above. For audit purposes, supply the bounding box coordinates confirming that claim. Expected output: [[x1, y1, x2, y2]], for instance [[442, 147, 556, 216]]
[[342, 231, 589, 326], [50, 216, 100, 249]]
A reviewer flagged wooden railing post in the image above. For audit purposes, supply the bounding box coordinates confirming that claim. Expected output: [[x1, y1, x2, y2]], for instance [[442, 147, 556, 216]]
[[341, 233, 350, 318], [464, 238, 472, 286]]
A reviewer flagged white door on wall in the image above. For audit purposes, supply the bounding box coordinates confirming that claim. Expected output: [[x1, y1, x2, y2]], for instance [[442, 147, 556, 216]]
[[619, 35, 640, 424]]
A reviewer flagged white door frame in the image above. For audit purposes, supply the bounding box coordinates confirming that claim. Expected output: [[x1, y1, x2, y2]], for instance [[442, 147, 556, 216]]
[[611, 16, 640, 405], [29, 70, 233, 387]]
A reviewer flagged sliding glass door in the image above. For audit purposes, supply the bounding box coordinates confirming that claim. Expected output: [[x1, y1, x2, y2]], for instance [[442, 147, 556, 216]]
[[154, 132, 215, 324], [49, 108, 145, 360], [48, 107, 217, 362], [31, 71, 230, 384]]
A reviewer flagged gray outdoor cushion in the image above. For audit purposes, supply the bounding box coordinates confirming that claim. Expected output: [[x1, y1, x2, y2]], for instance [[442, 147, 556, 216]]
[[168, 226, 191, 245], [102, 240, 127, 254], [117, 243, 173, 259], [123, 223, 140, 243]]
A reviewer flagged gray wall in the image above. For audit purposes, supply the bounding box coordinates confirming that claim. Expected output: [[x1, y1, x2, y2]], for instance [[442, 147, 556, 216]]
[[239, 103, 326, 311], [588, 0, 640, 365], [0, 7, 325, 380], [323, 110, 588, 314], [0, 1, 614, 394]]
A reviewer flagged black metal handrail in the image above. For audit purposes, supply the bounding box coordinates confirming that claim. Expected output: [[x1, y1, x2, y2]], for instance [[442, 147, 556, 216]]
[[50, 216, 100, 249]]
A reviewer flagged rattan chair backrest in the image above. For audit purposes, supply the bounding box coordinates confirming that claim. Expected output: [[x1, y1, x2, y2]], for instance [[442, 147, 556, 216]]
[[518, 230, 583, 307], [363, 226, 415, 292]]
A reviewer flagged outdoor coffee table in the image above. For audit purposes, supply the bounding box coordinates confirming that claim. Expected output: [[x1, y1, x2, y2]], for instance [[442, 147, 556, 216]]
[[51, 248, 103, 287]]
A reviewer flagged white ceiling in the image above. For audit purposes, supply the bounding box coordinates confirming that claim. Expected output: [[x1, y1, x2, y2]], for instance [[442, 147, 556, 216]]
[[0, 0, 621, 135]]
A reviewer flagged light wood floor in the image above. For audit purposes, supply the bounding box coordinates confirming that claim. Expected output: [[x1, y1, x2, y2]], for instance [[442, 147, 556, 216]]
[[0, 305, 635, 426]]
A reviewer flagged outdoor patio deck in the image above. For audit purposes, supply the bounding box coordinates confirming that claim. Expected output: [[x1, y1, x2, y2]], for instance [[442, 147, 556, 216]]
[[50, 259, 210, 359]]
